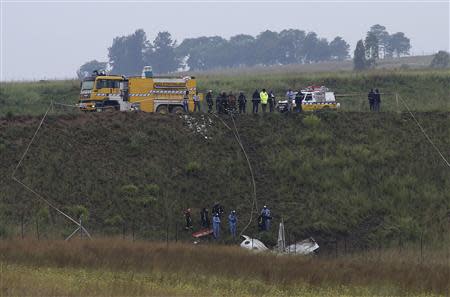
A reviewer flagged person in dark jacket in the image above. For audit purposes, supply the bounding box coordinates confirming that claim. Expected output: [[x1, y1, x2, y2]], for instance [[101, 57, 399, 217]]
[[294, 91, 303, 113], [368, 89, 375, 111], [238, 91, 247, 114], [184, 208, 193, 230], [374, 89, 381, 111], [212, 202, 225, 218], [216, 93, 222, 113], [268, 90, 276, 113], [221, 92, 228, 114], [206, 90, 213, 113], [200, 207, 210, 228], [252, 89, 260, 113]]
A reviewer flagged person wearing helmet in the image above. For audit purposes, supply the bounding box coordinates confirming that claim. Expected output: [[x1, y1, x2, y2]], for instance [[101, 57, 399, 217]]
[[228, 210, 238, 239], [261, 205, 272, 231], [212, 212, 221, 239]]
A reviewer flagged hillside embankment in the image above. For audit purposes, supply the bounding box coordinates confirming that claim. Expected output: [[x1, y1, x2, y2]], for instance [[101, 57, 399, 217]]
[[1, 111, 449, 250]]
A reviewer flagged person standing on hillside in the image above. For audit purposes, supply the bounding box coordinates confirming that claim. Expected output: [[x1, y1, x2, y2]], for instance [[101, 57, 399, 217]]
[[184, 208, 193, 230], [286, 89, 295, 112], [183, 91, 189, 113], [368, 89, 375, 111], [374, 89, 381, 111], [228, 210, 238, 239], [260, 89, 269, 113], [252, 89, 260, 113], [216, 92, 222, 113], [193, 91, 201, 112], [206, 90, 213, 113], [238, 91, 247, 114], [295, 90, 303, 113], [212, 202, 225, 218], [260, 205, 272, 231], [221, 91, 228, 114], [200, 207, 210, 228], [268, 90, 276, 113], [212, 213, 221, 239], [228, 91, 237, 113]]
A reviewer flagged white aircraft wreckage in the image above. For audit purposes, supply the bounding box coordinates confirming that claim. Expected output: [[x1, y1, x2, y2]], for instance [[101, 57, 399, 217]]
[[240, 221, 319, 255]]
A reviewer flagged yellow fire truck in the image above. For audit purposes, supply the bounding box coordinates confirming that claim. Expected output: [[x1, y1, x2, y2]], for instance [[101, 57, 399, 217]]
[[79, 69, 200, 113]]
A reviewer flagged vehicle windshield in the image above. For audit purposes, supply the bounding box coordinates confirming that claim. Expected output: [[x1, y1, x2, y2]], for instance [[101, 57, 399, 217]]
[[81, 80, 94, 90]]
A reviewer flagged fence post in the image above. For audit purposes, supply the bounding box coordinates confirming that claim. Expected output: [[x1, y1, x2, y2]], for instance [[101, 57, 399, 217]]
[[175, 222, 178, 243], [395, 93, 400, 113], [36, 218, 40, 241], [21, 214, 24, 239], [166, 223, 169, 247], [79, 215, 83, 240], [335, 240, 338, 258]]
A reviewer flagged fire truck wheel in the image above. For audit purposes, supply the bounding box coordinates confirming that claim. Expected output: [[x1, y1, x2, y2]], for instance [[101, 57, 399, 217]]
[[156, 105, 169, 114], [171, 106, 185, 114]]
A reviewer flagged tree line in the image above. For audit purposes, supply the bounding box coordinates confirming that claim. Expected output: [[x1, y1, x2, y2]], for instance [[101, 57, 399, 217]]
[[78, 28, 350, 78], [353, 24, 412, 70]]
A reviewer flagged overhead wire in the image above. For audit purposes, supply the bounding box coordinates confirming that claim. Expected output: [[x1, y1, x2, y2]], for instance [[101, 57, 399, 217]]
[[212, 111, 259, 235], [397, 93, 450, 168], [11, 101, 91, 239]]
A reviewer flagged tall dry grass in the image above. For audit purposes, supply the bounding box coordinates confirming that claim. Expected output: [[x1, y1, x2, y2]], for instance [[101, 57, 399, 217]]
[[0, 238, 448, 296]]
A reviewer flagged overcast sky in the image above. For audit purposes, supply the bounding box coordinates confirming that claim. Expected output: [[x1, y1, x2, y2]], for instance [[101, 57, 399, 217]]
[[1, 0, 449, 81]]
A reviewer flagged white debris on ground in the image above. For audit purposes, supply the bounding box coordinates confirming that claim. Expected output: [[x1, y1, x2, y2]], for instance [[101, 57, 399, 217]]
[[240, 235, 269, 252], [285, 238, 319, 255], [180, 114, 214, 139]]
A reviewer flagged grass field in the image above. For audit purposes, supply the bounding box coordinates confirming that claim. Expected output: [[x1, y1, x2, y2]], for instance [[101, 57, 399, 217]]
[[0, 239, 448, 296], [1, 67, 449, 117]]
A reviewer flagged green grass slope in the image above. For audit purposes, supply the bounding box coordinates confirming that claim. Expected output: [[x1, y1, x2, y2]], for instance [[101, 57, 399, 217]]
[[1, 68, 449, 117], [1, 112, 449, 249]]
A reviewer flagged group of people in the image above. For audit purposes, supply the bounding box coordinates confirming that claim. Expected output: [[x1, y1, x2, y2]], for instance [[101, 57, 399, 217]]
[[368, 89, 382, 111], [205, 91, 249, 114], [204, 89, 279, 114], [183, 203, 272, 240]]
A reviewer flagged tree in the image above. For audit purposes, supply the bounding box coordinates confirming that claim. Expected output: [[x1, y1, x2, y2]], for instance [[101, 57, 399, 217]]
[[368, 24, 389, 58], [329, 37, 350, 61], [386, 32, 411, 58], [254, 30, 280, 65], [353, 40, 367, 70], [145, 31, 180, 74], [228, 34, 256, 67], [278, 29, 306, 64], [108, 29, 147, 75], [176, 36, 227, 70], [365, 31, 379, 60], [76, 60, 107, 79], [430, 51, 450, 68]]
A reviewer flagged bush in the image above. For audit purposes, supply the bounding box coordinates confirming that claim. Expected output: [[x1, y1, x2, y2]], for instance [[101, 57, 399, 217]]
[[302, 115, 321, 128], [186, 161, 201, 175], [144, 183, 160, 195], [120, 184, 139, 195], [430, 51, 450, 69], [68, 205, 89, 221]]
